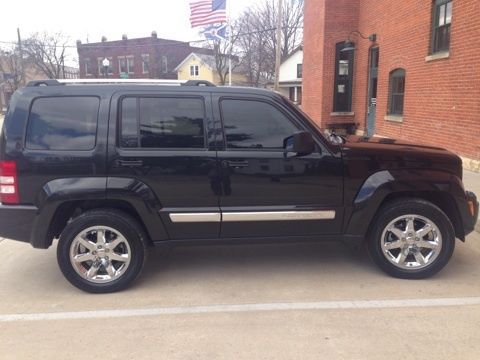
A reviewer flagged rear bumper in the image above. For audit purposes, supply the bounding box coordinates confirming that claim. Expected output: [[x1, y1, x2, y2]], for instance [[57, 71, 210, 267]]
[[0, 204, 38, 244]]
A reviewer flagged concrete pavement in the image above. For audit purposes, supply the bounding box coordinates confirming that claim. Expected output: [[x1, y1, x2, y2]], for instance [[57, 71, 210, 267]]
[[464, 170, 480, 197], [0, 232, 480, 359]]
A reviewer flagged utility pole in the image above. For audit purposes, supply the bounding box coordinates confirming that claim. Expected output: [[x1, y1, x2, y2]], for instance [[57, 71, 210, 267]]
[[17, 28, 26, 87], [274, 0, 283, 91]]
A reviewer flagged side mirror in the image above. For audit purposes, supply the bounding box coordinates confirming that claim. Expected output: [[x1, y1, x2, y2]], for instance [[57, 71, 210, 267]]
[[283, 131, 316, 157]]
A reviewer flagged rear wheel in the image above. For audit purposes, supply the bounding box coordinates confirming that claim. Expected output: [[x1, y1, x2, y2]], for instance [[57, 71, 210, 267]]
[[57, 209, 147, 293], [367, 199, 455, 279]]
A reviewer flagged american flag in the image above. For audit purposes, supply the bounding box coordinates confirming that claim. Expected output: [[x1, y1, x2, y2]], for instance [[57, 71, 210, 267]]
[[190, 0, 227, 28]]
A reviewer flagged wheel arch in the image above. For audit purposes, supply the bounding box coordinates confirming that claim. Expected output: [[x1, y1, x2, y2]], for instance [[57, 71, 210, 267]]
[[366, 191, 464, 241], [47, 200, 158, 248], [31, 177, 169, 249], [345, 170, 467, 241]]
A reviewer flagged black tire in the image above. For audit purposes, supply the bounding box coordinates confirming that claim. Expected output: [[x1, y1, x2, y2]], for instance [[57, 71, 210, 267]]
[[367, 198, 455, 279], [57, 209, 148, 293]]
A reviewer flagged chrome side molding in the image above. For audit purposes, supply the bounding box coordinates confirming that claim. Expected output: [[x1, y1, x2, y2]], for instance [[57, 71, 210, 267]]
[[169, 210, 335, 223], [169, 213, 221, 223], [223, 210, 335, 222]]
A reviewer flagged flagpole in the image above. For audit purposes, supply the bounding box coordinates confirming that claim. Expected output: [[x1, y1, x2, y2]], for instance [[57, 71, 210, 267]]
[[228, 0, 232, 86], [274, 0, 283, 91]]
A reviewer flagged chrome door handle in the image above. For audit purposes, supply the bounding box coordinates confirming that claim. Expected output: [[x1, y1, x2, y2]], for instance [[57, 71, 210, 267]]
[[226, 160, 249, 168], [116, 160, 143, 167]]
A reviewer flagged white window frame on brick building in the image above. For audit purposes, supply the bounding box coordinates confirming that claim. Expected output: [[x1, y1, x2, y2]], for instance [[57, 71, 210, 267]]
[[119, 56, 135, 75], [162, 56, 168, 74], [387, 68, 406, 117], [97, 57, 113, 76], [84, 59, 92, 76], [141, 54, 149, 74], [431, 0, 452, 54]]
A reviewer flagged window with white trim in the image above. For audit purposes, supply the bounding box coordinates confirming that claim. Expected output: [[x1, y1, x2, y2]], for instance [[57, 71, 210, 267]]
[[119, 56, 134, 74], [431, 0, 452, 53], [97, 57, 113, 76], [387, 69, 406, 116], [84, 59, 92, 76], [190, 65, 199, 77], [142, 54, 149, 74], [162, 56, 168, 73]]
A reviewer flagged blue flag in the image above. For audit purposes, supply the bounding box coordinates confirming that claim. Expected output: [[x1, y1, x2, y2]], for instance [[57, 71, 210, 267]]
[[202, 23, 228, 40]]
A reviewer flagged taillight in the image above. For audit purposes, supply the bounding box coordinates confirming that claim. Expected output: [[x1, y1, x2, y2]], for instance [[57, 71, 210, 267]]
[[0, 161, 19, 204]]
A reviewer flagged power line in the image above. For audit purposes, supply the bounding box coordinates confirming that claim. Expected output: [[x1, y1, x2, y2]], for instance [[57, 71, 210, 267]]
[[0, 26, 302, 51]]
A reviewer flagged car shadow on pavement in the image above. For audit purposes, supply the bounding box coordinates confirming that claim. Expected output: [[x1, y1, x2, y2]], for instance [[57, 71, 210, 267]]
[[137, 241, 374, 285]]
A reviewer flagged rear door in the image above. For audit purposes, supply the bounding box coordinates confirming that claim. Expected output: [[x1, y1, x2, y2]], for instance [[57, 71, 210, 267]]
[[107, 90, 220, 240]]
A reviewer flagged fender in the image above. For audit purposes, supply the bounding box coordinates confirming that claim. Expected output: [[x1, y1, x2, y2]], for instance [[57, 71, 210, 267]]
[[106, 177, 169, 241], [32, 177, 108, 248], [30, 177, 168, 248], [344, 169, 468, 237]]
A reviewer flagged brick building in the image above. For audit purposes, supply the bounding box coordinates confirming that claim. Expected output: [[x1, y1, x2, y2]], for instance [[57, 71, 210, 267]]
[[303, 0, 480, 168], [77, 32, 213, 80]]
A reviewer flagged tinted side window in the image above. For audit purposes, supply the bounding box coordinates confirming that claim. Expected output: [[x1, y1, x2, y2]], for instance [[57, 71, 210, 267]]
[[221, 99, 299, 149], [26, 97, 99, 151], [120, 98, 138, 148], [120, 97, 206, 149]]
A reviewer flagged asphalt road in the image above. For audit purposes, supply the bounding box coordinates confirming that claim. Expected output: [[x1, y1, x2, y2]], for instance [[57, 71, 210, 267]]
[[0, 232, 480, 359]]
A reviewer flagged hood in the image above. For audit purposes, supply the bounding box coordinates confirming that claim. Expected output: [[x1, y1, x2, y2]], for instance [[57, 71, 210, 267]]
[[343, 135, 447, 151], [341, 135, 463, 178]]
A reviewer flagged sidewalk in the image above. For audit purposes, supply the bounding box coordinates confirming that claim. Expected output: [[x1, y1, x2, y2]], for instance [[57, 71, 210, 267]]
[[463, 170, 480, 232]]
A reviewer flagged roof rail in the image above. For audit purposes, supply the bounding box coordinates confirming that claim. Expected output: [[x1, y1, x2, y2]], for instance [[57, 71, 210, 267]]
[[182, 80, 215, 87], [26, 80, 62, 87], [57, 79, 187, 86], [26, 79, 216, 87]]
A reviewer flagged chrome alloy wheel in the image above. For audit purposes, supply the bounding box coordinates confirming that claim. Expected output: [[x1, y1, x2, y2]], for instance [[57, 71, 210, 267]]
[[380, 215, 442, 270], [69, 226, 131, 284]]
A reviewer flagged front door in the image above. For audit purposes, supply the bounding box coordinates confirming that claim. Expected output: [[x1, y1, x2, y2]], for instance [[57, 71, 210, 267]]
[[213, 94, 344, 239], [108, 91, 220, 240], [367, 47, 379, 137]]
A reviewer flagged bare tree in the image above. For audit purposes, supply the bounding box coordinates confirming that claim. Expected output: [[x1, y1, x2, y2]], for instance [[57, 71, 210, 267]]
[[236, 9, 272, 86], [0, 47, 24, 92], [236, 0, 303, 86], [23, 32, 69, 79]]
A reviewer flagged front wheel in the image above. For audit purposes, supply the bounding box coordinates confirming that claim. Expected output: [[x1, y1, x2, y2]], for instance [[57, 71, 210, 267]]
[[367, 199, 455, 279], [57, 209, 148, 293]]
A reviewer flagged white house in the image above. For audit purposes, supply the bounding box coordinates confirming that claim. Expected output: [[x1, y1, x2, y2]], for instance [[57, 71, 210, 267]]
[[278, 46, 302, 105]]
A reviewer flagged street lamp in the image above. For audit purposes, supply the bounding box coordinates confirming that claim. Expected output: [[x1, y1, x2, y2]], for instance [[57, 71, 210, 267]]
[[102, 58, 110, 78], [341, 31, 377, 52]]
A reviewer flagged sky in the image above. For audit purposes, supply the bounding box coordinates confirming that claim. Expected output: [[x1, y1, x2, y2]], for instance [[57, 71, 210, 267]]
[[0, 0, 259, 64]]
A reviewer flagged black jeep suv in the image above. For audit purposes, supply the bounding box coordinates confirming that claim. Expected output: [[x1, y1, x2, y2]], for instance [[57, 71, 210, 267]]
[[0, 79, 477, 293]]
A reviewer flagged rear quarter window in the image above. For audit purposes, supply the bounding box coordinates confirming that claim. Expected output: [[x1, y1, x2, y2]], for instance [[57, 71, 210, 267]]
[[26, 96, 99, 151]]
